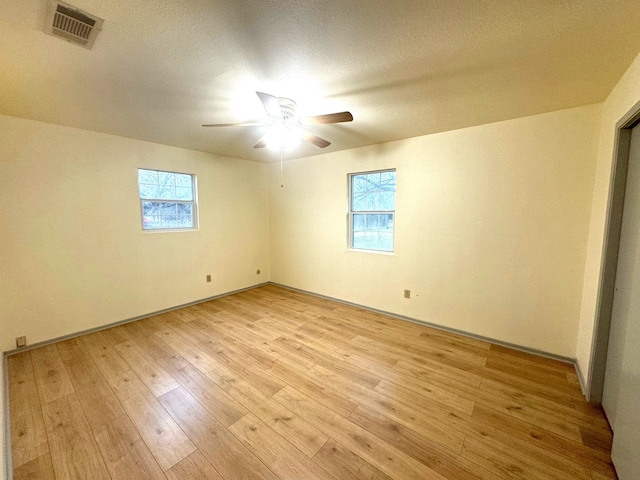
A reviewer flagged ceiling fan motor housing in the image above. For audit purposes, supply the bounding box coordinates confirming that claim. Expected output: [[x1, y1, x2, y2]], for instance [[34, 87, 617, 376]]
[[277, 97, 297, 120]]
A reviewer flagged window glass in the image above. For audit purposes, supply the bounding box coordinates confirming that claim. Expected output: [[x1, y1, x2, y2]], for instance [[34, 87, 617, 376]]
[[349, 169, 396, 252]]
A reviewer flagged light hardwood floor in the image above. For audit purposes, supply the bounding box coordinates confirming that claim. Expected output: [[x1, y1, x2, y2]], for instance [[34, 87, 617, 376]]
[[8, 285, 617, 479]]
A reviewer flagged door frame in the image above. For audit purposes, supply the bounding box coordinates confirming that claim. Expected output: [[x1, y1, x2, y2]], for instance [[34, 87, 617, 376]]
[[588, 99, 640, 403]]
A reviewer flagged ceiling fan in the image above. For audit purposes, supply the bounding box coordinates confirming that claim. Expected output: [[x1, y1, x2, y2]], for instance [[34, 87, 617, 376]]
[[202, 92, 353, 149]]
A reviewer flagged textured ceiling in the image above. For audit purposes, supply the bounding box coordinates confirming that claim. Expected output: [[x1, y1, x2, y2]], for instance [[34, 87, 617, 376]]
[[2, 0, 640, 162]]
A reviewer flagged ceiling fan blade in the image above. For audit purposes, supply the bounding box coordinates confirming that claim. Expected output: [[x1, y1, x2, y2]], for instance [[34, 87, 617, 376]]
[[300, 111, 353, 125], [297, 130, 331, 148], [202, 122, 263, 127], [256, 92, 283, 119], [253, 132, 270, 148]]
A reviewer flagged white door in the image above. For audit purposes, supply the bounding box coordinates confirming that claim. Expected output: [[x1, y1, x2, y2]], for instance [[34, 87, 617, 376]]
[[602, 124, 640, 480]]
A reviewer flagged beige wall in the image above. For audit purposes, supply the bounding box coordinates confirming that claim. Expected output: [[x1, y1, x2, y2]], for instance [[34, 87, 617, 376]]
[[577, 52, 640, 385], [0, 114, 270, 354], [269, 104, 601, 358]]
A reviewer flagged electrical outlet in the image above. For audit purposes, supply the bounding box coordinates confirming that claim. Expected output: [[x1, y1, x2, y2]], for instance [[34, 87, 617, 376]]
[[206, 274, 212, 282], [404, 289, 411, 299], [16, 336, 26, 348]]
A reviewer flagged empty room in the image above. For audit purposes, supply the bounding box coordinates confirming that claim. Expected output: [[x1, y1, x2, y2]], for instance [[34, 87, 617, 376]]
[[2, 1, 640, 479]]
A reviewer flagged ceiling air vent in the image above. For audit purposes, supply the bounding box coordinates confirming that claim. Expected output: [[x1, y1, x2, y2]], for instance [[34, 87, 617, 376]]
[[44, 1, 103, 49]]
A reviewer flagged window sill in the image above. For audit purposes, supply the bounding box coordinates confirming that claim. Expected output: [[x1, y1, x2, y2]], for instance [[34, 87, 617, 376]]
[[347, 248, 394, 256], [141, 227, 199, 234]]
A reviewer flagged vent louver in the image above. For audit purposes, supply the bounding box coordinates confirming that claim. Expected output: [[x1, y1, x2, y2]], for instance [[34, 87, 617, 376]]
[[44, 1, 103, 49]]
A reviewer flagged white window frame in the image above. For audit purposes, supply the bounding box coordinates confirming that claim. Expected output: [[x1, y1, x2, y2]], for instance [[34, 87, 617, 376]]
[[138, 168, 198, 232], [348, 168, 396, 252]]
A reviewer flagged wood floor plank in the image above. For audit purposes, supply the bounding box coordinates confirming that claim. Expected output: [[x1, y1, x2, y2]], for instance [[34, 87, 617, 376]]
[[256, 302, 312, 325], [223, 315, 284, 341], [303, 315, 382, 344], [590, 470, 618, 480], [13, 453, 55, 480], [409, 341, 488, 367], [252, 339, 316, 372], [484, 354, 575, 389], [80, 330, 113, 350], [269, 361, 358, 418], [207, 364, 330, 458], [42, 394, 111, 480], [383, 364, 582, 444], [413, 329, 491, 355], [312, 438, 393, 480], [30, 344, 75, 404], [349, 405, 491, 480], [108, 369, 153, 403], [567, 371, 581, 387], [215, 296, 264, 321], [579, 424, 613, 453], [123, 327, 191, 376], [284, 329, 340, 356], [99, 324, 133, 346], [114, 340, 180, 397], [198, 338, 287, 396], [254, 316, 302, 338], [330, 348, 400, 379], [8, 352, 49, 469], [323, 332, 401, 368], [208, 316, 270, 344], [321, 335, 404, 372], [160, 387, 278, 480], [120, 389, 196, 471], [305, 365, 466, 454], [489, 344, 575, 372], [109, 370, 195, 471], [480, 378, 593, 421], [56, 338, 89, 363], [393, 355, 483, 389], [331, 310, 424, 341], [297, 320, 359, 343], [465, 428, 594, 480], [417, 328, 492, 351], [471, 404, 616, 477], [188, 303, 226, 324], [139, 313, 177, 333], [276, 336, 382, 389], [462, 435, 559, 480], [253, 397, 330, 459], [570, 399, 611, 430], [463, 424, 595, 480], [473, 388, 583, 442], [477, 362, 581, 398], [154, 328, 219, 373], [167, 306, 199, 323], [165, 450, 224, 480], [375, 376, 475, 416], [63, 354, 125, 430], [171, 363, 248, 427], [274, 386, 448, 480], [94, 414, 167, 479], [229, 413, 334, 479], [88, 344, 130, 379]]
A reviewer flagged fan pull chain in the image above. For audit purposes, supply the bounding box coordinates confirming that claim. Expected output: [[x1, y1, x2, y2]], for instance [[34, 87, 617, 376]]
[[280, 142, 284, 187]]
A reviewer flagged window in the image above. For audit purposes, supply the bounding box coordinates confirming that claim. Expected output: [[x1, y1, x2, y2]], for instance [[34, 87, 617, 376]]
[[138, 168, 197, 230], [348, 169, 396, 252]]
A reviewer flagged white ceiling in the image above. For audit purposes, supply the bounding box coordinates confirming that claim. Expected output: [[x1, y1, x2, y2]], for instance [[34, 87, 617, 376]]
[[2, 0, 640, 162]]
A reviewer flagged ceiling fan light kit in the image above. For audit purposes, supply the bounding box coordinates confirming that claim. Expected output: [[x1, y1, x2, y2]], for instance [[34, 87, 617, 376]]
[[263, 123, 302, 151], [203, 91, 353, 151]]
